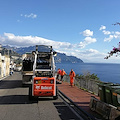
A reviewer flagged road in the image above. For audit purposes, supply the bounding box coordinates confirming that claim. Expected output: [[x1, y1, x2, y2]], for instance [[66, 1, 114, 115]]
[[0, 72, 80, 120]]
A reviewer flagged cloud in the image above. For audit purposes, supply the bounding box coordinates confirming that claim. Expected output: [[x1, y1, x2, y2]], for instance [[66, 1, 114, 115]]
[[84, 37, 96, 43], [113, 32, 120, 39], [62, 47, 120, 63], [100, 25, 110, 36], [103, 31, 120, 42], [100, 25, 120, 42], [115, 31, 120, 35], [81, 29, 93, 37], [102, 30, 111, 35], [1, 32, 119, 63], [79, 29, 96, 48], [0, 33, 73, 50], [81, 49, 99, 54], [1, 32, 111, 63], [21, 13, 37, 19], [1, 33, 97, 50], [60, 48, 108, 63], [99, 25, 106, 30], [79, 37, 97, 48], [104, 35, 114, 42], [79, 49, 102, 58]]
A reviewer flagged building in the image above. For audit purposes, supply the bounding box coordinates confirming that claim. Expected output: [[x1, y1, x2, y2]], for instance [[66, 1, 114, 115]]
[[0, 53, 10, 79]]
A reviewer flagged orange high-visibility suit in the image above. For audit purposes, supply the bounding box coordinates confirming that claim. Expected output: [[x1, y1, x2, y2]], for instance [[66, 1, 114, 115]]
[[60, 70, 66, 81], [69, 71, 75, 86], [61, 70, 66, 76], [56, 69, 61, 80]]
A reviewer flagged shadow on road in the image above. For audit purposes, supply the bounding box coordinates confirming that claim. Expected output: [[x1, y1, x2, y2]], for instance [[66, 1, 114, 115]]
[[0, 80, 24, 89], [0, 95, 38, 104], [53, 102, 80, 120], [0, 95, 60, 105]]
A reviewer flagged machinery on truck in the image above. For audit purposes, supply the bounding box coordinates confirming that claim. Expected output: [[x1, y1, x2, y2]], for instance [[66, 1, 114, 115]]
[[22, 45, 58, 100], [22, 52, 34, 85]]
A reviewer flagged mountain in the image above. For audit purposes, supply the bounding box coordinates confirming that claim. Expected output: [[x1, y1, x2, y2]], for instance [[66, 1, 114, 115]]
[[54, 53, 83, 63], [0, 45, 20, 57], [3, 45, 84, 63]]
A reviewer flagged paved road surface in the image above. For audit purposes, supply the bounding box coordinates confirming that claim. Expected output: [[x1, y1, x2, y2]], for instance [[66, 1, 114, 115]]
[[0, 72, 80, 120]]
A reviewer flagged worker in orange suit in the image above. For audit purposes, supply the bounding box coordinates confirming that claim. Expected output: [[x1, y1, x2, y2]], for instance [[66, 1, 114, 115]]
[[56, 68, 61, 80], [60, 69, 66, 82], [69, 69, 75, 87]]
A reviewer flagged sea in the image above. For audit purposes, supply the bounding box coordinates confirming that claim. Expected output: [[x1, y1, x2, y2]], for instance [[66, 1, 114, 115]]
[[56, 63, 120, 84]]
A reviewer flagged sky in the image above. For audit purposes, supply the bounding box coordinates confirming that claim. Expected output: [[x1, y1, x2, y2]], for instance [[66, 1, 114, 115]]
[[0, 0, 120, 63]]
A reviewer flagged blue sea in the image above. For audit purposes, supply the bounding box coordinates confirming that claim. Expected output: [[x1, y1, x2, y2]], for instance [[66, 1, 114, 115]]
[[56, 63, 120, 84]]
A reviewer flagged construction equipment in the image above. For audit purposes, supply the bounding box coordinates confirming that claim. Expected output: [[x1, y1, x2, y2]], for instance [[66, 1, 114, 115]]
[[90, 96, 120, 120], [22, 52, 34, 85], [22, 45, 58, 100]]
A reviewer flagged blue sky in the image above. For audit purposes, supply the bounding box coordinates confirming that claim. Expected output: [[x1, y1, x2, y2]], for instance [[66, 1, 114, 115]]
[[0, 0, 120, 63]]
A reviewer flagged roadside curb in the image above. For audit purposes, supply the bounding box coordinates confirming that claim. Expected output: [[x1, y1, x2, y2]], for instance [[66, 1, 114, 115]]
[[0, 75, 9, 81], [58, 89, 96, 120]]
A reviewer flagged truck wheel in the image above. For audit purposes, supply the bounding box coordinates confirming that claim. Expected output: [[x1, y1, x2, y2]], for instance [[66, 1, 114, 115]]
[[29, 84, 34, 100], [53, 86, 58, 100]]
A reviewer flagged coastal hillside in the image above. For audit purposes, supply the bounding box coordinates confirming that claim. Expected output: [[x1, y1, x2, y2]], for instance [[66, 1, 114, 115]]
[[0, 45, 20, 57], [55, 53, 83, 63], [3, 45, 84, 63]]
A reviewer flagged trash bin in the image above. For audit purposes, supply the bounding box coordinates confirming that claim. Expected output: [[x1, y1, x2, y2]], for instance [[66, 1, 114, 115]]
[[97, 82, 113, 102], [105, 85, 120, 105], [112, 88, 120, 108]]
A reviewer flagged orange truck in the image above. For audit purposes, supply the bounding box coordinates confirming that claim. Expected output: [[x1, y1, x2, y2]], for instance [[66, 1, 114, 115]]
[[22, 45, 58, 100]]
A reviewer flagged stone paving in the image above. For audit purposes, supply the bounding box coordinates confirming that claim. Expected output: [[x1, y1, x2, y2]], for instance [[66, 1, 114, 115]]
[[57, 81, 101, 119]]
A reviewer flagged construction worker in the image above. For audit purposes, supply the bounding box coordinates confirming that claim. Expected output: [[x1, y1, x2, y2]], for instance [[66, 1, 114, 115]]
[[60, 69, 66, 82], [69, 69, 75, 87], [56, 68, 61, 80]]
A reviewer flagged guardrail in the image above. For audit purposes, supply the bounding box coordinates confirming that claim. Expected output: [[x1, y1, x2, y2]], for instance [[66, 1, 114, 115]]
[[60, 75, 99, 96]]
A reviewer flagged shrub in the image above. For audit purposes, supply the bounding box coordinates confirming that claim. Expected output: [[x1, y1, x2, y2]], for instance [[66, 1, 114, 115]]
[[76, 72, 100, 81]]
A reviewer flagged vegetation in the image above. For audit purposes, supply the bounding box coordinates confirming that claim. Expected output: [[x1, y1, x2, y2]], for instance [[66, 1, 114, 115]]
[[105, 23, 120, 59], [76, 72, 100, 81], [104, 42, 120, 59]]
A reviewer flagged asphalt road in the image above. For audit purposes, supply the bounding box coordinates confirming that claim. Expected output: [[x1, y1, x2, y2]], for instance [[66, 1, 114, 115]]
[[0, 72, 80, 120]]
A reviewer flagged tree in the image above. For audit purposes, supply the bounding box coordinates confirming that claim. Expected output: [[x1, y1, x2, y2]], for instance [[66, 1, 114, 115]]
[[104, 42, 120, 59], [105, 23, 120, 59]]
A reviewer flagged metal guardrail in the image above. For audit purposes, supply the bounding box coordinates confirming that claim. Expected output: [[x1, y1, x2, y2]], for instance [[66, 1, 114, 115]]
[[59, 75, 99, 95], [75, 78, 99, 95]]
